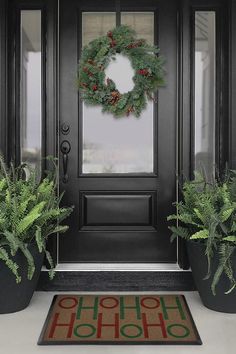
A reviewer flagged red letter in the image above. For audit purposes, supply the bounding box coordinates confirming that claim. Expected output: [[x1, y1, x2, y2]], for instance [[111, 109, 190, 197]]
[[97, 313, 119, 339], [100, 297, 119, 309], [141, 297, 160, 309], [49, 312, 76, 339], [142, 313, 167, 338], [58, 296, 78, 309]]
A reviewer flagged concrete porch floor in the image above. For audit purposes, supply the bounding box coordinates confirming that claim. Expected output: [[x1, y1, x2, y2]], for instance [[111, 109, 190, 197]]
[[0, 291, 235, 354]]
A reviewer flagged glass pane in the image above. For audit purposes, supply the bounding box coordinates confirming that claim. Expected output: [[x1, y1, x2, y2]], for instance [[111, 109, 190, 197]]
[[82, 13, 116, 46], [20, 10, 42, 174], [82, 12, 154, 174], [194, 12, 216, 177], [121, 12, 154, 44], [83, 105, 154, 174]]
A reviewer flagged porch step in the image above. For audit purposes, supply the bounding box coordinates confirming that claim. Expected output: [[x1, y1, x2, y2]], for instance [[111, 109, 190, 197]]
[[37, 270, 195, 291]]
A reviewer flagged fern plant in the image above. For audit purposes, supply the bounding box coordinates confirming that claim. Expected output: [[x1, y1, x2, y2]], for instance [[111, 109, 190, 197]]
[[167, 171, 236, 295], [0, 155, 73, 283]]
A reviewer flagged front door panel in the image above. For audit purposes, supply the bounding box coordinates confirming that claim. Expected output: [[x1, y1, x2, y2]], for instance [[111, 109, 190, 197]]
[[59, 0, 177, 263]]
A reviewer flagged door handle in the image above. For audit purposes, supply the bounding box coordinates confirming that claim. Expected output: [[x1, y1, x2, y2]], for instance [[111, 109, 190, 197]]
[[60, 140, 71, 183]]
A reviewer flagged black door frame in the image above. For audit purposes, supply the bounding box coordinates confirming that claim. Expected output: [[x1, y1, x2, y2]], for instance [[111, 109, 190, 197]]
[[177, 0, 233, 267], [1, 0, 59, 263], [1, 0, 236, 288]]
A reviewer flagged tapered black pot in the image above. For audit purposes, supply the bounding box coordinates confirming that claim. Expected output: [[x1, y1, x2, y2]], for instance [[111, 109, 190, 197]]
[[0, 243, 44, 314], [187, 241, 236, 313]]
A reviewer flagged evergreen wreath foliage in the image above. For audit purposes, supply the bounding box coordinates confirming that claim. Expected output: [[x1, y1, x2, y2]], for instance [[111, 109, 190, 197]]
[[78, 25, 165, 117]]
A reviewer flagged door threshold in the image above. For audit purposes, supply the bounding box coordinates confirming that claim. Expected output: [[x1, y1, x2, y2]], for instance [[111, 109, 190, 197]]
[[43, 263, 187, 272], [39, 263, 194, 291]]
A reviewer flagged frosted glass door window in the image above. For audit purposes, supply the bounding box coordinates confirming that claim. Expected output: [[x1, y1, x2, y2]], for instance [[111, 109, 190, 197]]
[[121, 12, 154, 43], [82, 12, 154, 174], [194, 12, 216, 177], [82, 13, 116, 46], [20, 11, 42, 173]]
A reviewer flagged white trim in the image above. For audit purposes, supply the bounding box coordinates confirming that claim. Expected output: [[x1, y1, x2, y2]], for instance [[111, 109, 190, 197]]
[[42, 263, 190, 272]]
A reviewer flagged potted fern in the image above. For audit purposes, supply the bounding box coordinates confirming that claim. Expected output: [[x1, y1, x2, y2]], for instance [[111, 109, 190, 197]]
[[167, 172, 236, 313], [0, 156, 73, 313]]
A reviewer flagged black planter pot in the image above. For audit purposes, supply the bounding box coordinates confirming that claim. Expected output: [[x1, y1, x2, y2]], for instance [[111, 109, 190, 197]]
[[187, 241, 236, 313], [0, 243, 44, 314]]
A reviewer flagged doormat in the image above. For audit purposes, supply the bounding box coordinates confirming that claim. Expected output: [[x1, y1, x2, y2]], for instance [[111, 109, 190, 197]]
[[38, 294, 202, 345]]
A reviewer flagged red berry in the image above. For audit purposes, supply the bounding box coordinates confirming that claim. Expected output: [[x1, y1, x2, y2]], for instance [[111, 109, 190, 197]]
[[92, 84, 98, 91], [138, 68, 149, 76], [110, 40, 116, 48]]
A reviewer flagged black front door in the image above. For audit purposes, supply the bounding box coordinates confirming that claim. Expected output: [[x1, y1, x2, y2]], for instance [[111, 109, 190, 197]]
[[59, 0, 177, 263]]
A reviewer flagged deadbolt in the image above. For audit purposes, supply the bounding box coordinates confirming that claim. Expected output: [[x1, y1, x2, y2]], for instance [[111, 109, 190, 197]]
[[61, 123, 70, 135]]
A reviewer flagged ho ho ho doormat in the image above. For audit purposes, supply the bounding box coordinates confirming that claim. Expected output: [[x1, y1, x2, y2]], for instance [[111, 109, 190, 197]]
[[38, 294, 202, 345]]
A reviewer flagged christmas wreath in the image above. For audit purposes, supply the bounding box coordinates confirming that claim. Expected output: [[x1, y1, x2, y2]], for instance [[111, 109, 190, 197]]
[[78, 25, 165, 117]]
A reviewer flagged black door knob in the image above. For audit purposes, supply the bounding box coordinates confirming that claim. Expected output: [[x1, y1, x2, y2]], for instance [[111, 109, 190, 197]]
[[60, 140, 71, 154]]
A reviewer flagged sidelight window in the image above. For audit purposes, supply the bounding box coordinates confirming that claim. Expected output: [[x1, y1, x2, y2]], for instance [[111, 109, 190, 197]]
[[194, 11, 216, 178], [20, 10, 42, 174]]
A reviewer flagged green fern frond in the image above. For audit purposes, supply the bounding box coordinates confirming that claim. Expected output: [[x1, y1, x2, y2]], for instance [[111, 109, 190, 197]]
[[35, 226, 45, 253], [225, 283, 236, 294], [46, 225, 69, 237], [5, 189, 11, 206], [219, 183, 229, 203], [0, 178, 7, 192], [190, 229, 209, 240], [0, 155, 73, 282], [178, 213, 204, 227], [220, 207, 235, 222], [193, 208, 205, 223], [18, 195, 36, 218], [168, 226, 190, 240], [219, 222, 229, 235], [2, 230, 21, 255], [0, 216, 6, 228], [37, 209, 61, 224], [56, 207, 74, 223], [167, 169, 236, 295], [223, 236, 236, 243], [167, 214, 177, 221], [229, 176, 236, 200], [37, 179, 54, 199], [211, 244, 235, 295], [0, 247, 21, 283], [224, 257, 236, 293], [19, 244, 35, 280], [231, 222, 236, 232], [211, 264, 224, 296], [45, 250, 55, 280], [204, 219, 219, 279], [17, 201, 46, 235]]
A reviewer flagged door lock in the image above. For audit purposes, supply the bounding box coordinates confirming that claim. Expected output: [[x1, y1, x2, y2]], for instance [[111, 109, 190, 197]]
[[61, 123, 70, 135]]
